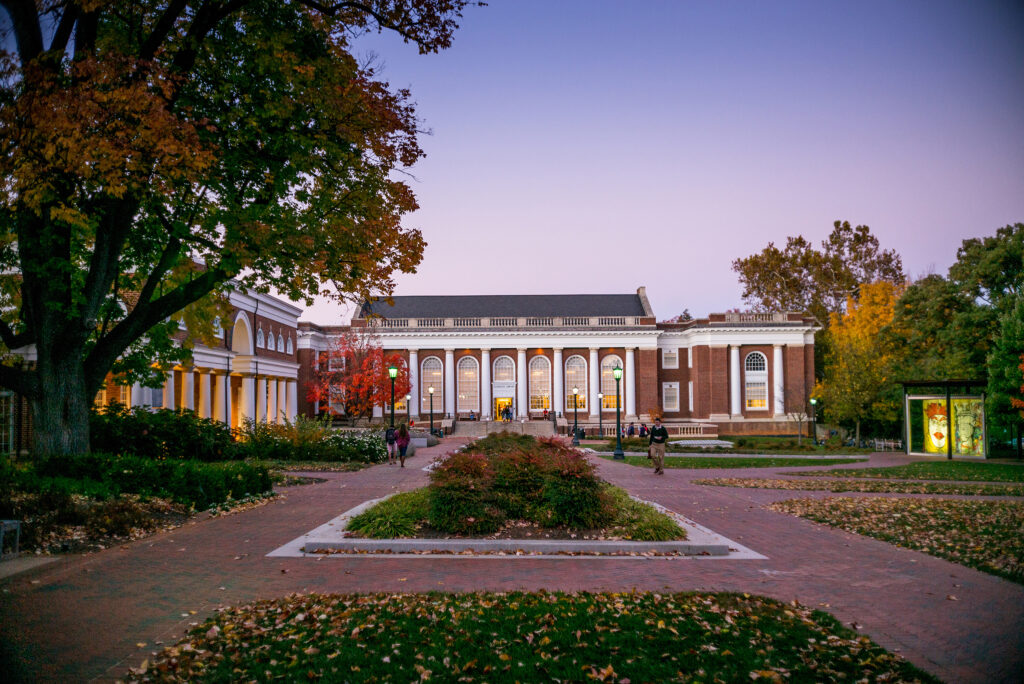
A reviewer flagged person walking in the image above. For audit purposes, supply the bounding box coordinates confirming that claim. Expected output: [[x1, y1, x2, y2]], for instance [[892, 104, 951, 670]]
[[396, 423, 411, 468], [627, 422, 636, 438], [648, 417, 668, 475], [384, 424, 398, 465]]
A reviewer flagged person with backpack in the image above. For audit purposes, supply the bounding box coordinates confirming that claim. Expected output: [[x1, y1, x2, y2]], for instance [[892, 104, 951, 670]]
[[396, 423, 411, 468], [384, 424, 398, 465]]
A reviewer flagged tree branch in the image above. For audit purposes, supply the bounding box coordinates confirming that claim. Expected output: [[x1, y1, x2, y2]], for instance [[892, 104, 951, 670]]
[[0, 318, 31, 350], [0, 0, 44, 64], [48, 3, 78, 56]]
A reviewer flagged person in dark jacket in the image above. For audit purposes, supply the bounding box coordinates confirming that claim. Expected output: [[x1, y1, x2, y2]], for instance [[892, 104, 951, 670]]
[[648, 417, 669, 475]]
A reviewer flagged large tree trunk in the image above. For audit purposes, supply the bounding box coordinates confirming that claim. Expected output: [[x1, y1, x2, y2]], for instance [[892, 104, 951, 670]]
[[31, 344, 92, 455], [855, 420, 861, 448]]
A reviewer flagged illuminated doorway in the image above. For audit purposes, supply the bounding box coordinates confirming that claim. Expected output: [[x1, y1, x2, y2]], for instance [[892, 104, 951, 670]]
[[494, 397, 513, 420]]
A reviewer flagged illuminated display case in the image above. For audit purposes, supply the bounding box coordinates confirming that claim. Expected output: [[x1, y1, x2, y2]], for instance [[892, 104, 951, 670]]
[[902, 380, 987, 458]]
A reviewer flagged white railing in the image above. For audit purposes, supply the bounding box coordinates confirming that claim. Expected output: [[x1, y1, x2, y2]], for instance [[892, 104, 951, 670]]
[[563, 317, 588, 326], [453, 318, 481, 327], [597, 316, 626, 326], [489, 317, 517, 326], [725, 313, 788, 323], [526, 317, 554, 326], [417, 318, 445, 327], [366, 315, 654, 329]]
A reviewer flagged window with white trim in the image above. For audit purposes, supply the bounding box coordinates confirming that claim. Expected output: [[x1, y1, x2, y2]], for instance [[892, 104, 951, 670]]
[[564, 355, 587, 410], [457, 356, 479, 413], [277, 334, 285, 352], [212, 317, 223, 339], [662, 349, 679, 369], [421, 356, 443, 409], [119, 385, 129, 404], [601, 355, 622, 409], [94, 388, 107, 406], [286, 337, 293, 354], [493, 355, 515, 382], [256, 329, 265, 348], [329, 387, 345, 415], [529, 356, 551, 410], [662, 382, 680, 412], [744, 351, 768, 410]]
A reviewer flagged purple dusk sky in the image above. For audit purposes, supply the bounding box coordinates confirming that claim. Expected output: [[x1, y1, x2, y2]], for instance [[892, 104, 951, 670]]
[[299, 0, 1024, 324]]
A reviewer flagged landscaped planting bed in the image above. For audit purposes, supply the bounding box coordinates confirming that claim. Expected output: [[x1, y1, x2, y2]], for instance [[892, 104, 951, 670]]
[[770, 497, 1024, 584], [694, 477, 1024, 496], [596, 454, 864, 469], [129, 591, 937, 682], [347, 433, 685, 541], [791, 461, 1024, 483]]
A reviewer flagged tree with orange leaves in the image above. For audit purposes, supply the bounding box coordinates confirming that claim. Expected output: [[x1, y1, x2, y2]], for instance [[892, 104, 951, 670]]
[[307, 330, 411, 423], [0, 1, 477, 454]]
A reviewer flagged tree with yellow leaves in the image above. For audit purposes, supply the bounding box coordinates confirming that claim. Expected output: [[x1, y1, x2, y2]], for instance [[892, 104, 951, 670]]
[[817, 281, 904, 445]]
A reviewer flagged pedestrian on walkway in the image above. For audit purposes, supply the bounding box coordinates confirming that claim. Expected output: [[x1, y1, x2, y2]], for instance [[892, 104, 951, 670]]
[[648, 417, 668, 475], [385, 424, 398, 465], [396, 423, 410, 467]]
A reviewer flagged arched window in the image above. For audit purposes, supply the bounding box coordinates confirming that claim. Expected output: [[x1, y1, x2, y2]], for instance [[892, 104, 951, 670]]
[[493, 355, 515, 382], [212, 317, 223, 339], [564, 355, 587, 411], [421, 357, 443, 409], [457, 356, 479, 413], [277, 334, 285, 352], [529, 356, 551, 410], [601, 355, 623, 409], [286, 337, 294, 354], [255, 328, 265, 349], [744, 352, 768, 409]]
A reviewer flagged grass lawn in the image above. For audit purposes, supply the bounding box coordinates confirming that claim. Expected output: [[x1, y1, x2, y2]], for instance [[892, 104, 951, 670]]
[[587, 437, 869, 455], [131, 591, 937, 683], [771, 497, 1024, 584], [791, 461, 1024, 483], [694, 477, 1024, 496], [596, 454, 863, 469], [346, 484, 686, 541]]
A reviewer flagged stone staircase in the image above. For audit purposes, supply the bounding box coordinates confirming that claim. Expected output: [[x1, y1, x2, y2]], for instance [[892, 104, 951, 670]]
[[452, 420, 556, 438]]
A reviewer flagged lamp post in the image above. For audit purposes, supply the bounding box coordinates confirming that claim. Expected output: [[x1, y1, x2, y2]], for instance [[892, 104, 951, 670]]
[[428, 386, 435, 436], [613, 366, 624, 459], [597, 393, 604, 438], [571, 386, 580, 446], [809, 397, 818, 446], [388, 365, 397, 428], [405, 394, 411, 423]]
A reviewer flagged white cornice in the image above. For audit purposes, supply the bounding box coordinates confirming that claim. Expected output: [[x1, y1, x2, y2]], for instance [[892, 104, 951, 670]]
[[231, 355, 300, 378]]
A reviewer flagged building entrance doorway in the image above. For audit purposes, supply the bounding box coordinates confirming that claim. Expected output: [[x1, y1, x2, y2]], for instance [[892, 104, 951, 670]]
[[494, 397, 513, 420]]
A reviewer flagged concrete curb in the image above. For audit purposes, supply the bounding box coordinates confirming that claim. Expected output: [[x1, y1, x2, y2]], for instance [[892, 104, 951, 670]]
[[304, 538, 730, 555]]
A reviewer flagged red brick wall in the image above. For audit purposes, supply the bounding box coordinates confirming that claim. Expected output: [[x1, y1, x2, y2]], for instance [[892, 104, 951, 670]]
[[636, 349, 658, 416], [656, 347, 690, 418], [709, 346, 729, 415], [785, 345, 808, 412], [691, 345, 711, 418]]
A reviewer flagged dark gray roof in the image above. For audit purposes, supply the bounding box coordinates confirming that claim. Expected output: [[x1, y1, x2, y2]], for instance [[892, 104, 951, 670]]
[[360, 294, 646, 319]]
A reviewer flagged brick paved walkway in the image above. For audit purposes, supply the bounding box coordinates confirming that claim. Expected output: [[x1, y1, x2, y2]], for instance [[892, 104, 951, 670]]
[[1, 441, 1022, 682]]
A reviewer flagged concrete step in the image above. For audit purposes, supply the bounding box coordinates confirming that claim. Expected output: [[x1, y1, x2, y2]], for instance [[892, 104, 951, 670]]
[[452, 420, 556, 437]]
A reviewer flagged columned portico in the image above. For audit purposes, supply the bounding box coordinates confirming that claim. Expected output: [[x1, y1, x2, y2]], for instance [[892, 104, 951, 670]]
[[239, 374, 255, 424], [729, 345, 742, 417], [516, 348, 528, 419], [267, 379, 278, 424], [256, 377, 267, 422], [213, 373, 230, 424], [444, 349, 455, 417], [181, 368, 195, 411], [287, 380, 298, 421], [480, 349, 491, 419], [624, 348, 636, 418], [773, 344, 785, 415], [163, 371, 175, 410], [552, 348, 563, 417], [588, 348, 600, 419], [198, 372, 212, 418]]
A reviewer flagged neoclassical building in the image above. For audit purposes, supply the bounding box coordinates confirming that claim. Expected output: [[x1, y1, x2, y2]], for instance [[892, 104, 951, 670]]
[[298, 287, 818, 435]]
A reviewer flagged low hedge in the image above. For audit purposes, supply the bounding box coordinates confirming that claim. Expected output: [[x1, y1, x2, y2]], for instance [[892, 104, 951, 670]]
[[427, 433, 614, 535], [236, 418, 387, 463], [17, 453, 271, 510]]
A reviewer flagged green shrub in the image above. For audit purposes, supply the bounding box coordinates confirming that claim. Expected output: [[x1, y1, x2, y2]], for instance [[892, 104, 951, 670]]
[[234, 418, 387, 463], [428, 451, 505, 534], [347, 489, 430, 538], [539, 451, 613, 528], [90, 404, 237, 461]]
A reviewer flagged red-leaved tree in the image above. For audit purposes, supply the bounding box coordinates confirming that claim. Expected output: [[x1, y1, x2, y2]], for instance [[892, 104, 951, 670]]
[[307, 330, 411, 422]]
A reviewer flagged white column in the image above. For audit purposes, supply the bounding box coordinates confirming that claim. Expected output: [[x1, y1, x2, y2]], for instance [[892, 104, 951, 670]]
[[773, 344, 786, 416], [588, 348, 600, 419], [181, 368, 195, 411], [480, 349, 491, 419], [444, 349, 455, 417], [278, 379, 288, 423], [516, 348, 528, 419], [162, 370, 176, 410], [239, 374, 255, 425], [625, 348, 636, 417], [267, 378, 278, 424], [730, 345, 742, 417], [212, 373, 228, 424], [552, 348, 564, 418], [287, 380, 298, 421], [198, 372, 212, 418], [131, 382, 145, 408], [408, 350, 419, 418], [256, 376, 267, 422]]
